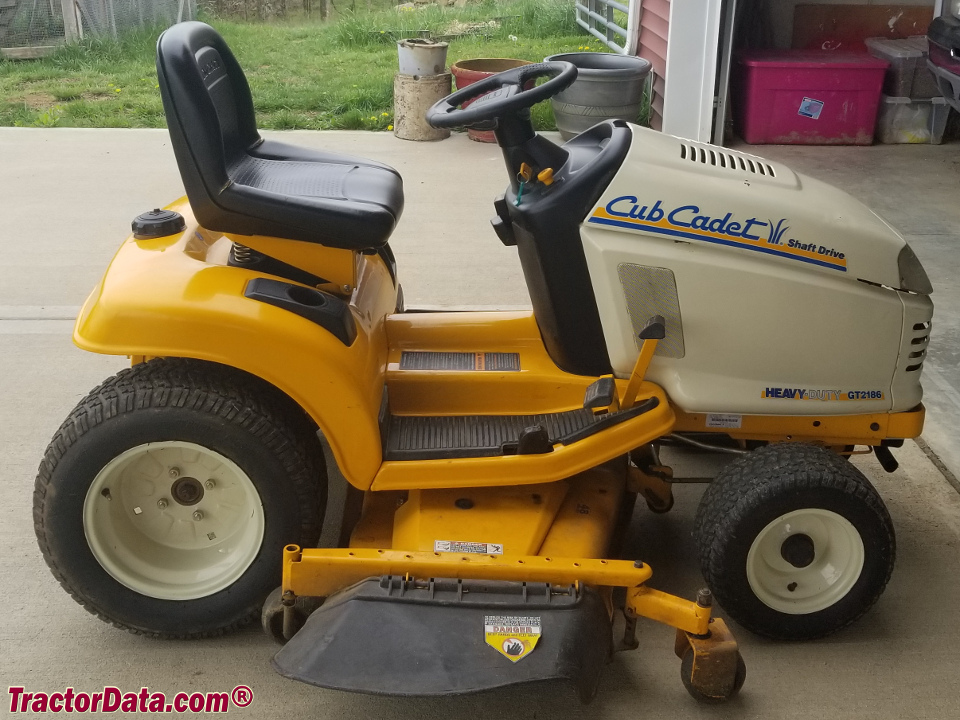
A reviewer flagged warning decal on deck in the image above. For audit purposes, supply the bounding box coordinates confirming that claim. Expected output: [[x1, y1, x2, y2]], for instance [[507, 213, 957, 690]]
[[484, 615, 542, 663], [434, 540, 504, 555]]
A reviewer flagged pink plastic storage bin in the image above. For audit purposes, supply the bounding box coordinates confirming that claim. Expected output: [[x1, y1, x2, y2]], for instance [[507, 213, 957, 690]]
[[735, 50, 889, 145]]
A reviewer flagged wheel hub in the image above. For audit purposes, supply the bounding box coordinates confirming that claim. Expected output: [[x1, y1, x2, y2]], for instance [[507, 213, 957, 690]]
[[82, 441, 265, 601], [780, 533, 816, 568], [745, 508, 865, 614], [171, 476, 204, 506]]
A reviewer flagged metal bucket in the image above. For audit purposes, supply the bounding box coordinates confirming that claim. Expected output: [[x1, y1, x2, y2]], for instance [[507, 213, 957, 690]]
[[397, 38, 449, 77], [544, 52, 652, 140]]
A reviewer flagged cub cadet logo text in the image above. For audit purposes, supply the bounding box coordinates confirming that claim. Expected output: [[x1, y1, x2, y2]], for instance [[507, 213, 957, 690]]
[[762, 388, 884, 401], [588, 196, 847, 272]]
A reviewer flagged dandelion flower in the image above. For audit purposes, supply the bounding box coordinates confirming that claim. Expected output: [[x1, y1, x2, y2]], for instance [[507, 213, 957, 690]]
[[382, 112, 389, 116], [387, 124, 393, 130]]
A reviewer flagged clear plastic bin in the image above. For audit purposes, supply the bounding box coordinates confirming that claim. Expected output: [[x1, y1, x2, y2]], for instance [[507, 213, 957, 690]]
[[865, 36, 940, 99], [875, 95, 950, 144]]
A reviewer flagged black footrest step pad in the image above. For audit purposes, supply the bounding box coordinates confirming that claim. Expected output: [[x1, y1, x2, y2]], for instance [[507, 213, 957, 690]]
[[384, 398, 657, 461]]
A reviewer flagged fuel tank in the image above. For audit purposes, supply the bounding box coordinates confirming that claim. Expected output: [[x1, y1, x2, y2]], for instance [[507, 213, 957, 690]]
[[581, 125, 933, 416]]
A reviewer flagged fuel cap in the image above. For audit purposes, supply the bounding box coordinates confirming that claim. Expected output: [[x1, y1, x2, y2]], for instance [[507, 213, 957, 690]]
[[131, 208, 185, 239]]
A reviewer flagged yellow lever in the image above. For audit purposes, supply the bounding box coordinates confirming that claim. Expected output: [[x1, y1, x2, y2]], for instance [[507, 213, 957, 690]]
[[621, 315, 665, 410]]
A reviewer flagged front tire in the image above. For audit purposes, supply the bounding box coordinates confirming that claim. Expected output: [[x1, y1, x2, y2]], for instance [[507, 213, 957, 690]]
[[694, 443, 895, 641], [34, 358, 326, 638]]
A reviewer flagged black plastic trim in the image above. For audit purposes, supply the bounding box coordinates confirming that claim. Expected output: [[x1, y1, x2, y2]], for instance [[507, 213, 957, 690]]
[[383, 395, 658, 461], [244, 277, 356, 346], [228, 243, 328, 287], [559, 397, 657, 444], [583, 376, 616, 409], [639, 314, 666, 340], [502, 121, 632, 376], [272, 577, 610, 702]]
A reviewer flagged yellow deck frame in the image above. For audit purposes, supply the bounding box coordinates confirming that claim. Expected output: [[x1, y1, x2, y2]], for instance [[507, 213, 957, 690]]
[[282, 545, 712, 636]]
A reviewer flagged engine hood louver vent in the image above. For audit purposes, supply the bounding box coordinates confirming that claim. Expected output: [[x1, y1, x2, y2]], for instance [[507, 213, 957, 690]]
[[680, 143, 776, 178], [906, 321, 930, 372]]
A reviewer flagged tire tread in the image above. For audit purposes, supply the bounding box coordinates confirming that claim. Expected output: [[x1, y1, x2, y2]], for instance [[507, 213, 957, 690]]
[[694, 443, 895, 640], [34, 358, 325, 639]]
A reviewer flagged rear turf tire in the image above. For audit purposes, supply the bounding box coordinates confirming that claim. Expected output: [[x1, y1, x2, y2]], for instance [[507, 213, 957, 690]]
[[694, 443, 895, 641], [34, 358, 326, 638]]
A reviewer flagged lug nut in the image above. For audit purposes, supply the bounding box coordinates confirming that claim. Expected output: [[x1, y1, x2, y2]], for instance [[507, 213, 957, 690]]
[[192, 510, 204, 521], [157, 498, 169, 510], [168, 467, 180, 479], [696, 588, 713, 608], [204, 479, 215, 490]]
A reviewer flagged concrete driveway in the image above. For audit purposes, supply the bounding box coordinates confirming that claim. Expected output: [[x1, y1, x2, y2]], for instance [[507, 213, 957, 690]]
[[1, 128, 959, 718]]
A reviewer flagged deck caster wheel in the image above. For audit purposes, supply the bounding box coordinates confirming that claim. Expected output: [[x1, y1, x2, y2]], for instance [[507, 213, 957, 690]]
[[644, 490, 674, 514], [679, 648, 746, 704], [694, 443, 895, 640], [261, 587, 323, 644], [34, 358, 326, 638]]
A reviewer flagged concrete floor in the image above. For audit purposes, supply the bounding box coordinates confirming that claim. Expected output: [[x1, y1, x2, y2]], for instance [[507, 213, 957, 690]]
[[1, 128, 959, 718]]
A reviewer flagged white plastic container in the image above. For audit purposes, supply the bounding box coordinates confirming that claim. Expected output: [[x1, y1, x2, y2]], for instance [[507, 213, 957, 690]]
[[865, 36, 940, 99], [397, 38, 449, 77], [875, 95, 950, 144]]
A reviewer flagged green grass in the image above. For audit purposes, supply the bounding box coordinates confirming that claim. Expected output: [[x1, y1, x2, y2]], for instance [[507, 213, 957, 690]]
[[0, 0, 609, 130]]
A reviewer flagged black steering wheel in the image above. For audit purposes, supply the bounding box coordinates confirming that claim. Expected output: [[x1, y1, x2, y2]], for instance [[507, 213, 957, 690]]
[[427, 61, 578, 129]]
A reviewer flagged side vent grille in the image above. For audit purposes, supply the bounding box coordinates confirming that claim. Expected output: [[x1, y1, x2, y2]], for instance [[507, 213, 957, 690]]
[[617, 264, 684, 359], [680, 143, 776, 177], [906, 321, 930, 372]]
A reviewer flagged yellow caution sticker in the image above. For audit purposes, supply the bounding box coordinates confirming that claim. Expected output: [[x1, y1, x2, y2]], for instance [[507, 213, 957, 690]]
[[483, 615, 541, 663]]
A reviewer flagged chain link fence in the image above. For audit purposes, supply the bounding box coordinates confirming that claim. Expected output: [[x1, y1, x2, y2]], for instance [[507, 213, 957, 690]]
[[1, 0, 195, 53]]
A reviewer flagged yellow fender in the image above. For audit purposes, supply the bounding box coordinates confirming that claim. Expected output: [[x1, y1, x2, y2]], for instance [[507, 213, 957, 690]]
[[73, 200, 397, 490]]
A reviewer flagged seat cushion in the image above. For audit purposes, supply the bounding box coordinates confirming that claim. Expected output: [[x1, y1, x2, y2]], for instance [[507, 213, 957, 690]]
[[215, 139, 404, 249]]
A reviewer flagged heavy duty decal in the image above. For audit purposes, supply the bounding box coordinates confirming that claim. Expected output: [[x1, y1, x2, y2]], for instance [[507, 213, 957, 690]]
[[434, 540, 504, 555], [761, 387, 885, 401], [483, 616, 542, 663], [589, 197, 847, 272]]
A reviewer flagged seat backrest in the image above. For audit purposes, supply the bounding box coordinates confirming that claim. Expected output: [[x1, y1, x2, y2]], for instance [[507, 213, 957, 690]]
[[156, 22, 260, 218]]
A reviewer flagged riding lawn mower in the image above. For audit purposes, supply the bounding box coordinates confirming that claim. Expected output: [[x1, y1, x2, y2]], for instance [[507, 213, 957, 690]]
[[34, 21, 933, 703]]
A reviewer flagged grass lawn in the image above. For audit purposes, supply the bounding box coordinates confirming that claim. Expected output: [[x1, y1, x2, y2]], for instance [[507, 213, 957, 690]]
[[0, 0, 609, 130]]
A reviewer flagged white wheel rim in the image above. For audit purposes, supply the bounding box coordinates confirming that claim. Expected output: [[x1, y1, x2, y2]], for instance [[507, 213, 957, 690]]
[[746, 508, 864, 615], [83, 441, 265, 601]]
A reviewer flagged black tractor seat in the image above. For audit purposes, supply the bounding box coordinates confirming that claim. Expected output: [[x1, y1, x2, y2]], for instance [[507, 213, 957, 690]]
[[156, 22, 403, 250]]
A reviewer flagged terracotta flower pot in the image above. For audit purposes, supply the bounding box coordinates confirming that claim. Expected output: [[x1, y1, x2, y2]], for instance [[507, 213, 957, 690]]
[[449, 58, 533, 142]]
